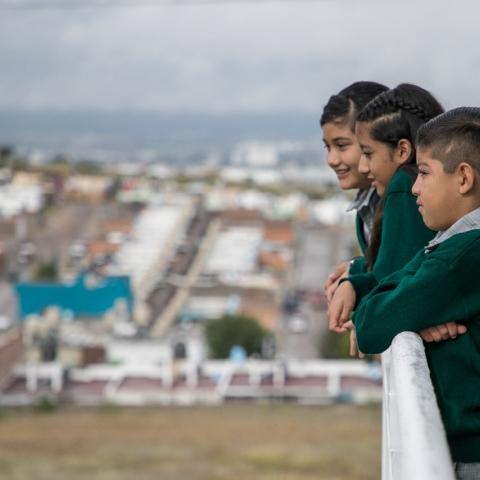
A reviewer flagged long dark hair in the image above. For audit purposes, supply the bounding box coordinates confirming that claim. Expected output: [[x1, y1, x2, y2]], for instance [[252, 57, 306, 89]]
[[320, 81, 388, 130], [357, 83, 444, 270]]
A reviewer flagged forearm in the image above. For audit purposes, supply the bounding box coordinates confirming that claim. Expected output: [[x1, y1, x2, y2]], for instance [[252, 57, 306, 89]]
[[341, 272, 378, 308], [352, 260, 465, 354]]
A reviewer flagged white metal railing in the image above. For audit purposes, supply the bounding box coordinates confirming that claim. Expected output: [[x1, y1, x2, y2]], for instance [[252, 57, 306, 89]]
[[382, 332, 455, 480]]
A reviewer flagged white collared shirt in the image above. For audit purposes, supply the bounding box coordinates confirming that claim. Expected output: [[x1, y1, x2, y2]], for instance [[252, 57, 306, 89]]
[[425, 207, 480, 253]]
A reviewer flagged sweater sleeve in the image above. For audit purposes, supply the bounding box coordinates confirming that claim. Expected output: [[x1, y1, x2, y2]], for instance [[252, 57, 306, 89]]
[[348, 256, 367, 275], [353, 256, 467, 354], [343, 272, 377, 306]]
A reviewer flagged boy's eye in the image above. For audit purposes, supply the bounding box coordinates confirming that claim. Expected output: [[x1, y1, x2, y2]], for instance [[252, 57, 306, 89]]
[[323, 144, 331, 152], [418, 170, 428, 177], [337, 144, 350, 151]]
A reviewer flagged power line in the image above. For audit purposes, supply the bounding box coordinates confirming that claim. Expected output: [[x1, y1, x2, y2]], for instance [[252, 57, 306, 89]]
[[0, 0, 333, 10]]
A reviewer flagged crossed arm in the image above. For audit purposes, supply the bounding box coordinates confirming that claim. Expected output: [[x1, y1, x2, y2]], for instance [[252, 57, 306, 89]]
[[328, 256, 469, 353], [328, 281, 466, 346]]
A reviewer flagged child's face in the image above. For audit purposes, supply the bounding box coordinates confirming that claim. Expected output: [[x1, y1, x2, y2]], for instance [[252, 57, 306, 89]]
[[322, 122, 370, 190], [355, 122, 400, 197], [412, 149, 460, 231]]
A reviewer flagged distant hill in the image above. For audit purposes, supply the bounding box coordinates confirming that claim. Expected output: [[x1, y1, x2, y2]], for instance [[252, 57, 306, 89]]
[[0, 110, 321, 157]]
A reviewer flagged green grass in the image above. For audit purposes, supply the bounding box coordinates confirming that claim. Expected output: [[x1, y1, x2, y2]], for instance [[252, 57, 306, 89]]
[[0, 404, 381, 480]]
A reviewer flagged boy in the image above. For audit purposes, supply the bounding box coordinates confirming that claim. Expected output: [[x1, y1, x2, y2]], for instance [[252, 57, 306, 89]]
[[330, 107, 480, 475]]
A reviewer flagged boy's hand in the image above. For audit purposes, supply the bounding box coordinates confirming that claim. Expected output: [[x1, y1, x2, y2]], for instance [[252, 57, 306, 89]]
[[324, 261, 349, 303], [328, 281, 356, 333], [419, 322, 467, 342]]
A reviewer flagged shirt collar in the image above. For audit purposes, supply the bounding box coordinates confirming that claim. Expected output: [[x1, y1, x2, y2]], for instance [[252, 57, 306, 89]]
[[425, 207, 480, 253], [346, 186, 376, 213]]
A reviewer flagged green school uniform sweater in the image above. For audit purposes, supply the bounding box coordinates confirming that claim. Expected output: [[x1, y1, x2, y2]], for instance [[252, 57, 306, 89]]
[[348, 167, 435, 302], [353, 230, 480, 462]]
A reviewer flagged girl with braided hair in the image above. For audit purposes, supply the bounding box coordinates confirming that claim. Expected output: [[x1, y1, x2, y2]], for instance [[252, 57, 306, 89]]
[[328, 83, 445, 341], [320, 81, 388, 314]]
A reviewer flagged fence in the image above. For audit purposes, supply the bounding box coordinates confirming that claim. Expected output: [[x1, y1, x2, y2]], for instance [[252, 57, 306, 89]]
[[381, 332, 455, 479]]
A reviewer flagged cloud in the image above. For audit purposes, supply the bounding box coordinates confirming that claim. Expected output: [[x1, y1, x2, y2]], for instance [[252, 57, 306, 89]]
[[0, 0, 479, 112]]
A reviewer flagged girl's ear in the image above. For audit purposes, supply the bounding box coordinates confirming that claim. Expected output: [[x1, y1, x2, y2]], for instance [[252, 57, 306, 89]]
[[393, 139, 413, 165]]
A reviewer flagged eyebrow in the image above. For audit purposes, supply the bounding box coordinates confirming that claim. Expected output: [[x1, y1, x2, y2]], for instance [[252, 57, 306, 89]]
[[323, 136, 352, 143]]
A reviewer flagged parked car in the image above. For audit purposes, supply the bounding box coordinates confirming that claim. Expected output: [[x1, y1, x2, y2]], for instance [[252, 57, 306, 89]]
[[288, 315, 307, 334], [18, 242, 36, 264]]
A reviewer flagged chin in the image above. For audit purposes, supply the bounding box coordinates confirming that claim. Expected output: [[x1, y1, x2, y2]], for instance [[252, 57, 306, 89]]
[[423, 220, 435, 230], [339, 176, 364, 190], [420, 214, 436, 231], [338, 179, 356, 190]]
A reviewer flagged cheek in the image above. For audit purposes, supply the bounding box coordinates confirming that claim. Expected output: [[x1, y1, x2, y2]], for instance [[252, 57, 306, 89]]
[[369, 159, 383, 176], [341, 149, 361, 169], [422, 190, 446, 222], [372, 158, 395, 181]]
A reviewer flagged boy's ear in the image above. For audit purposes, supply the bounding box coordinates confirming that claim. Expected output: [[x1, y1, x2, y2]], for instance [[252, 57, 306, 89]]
[[457, 162, 476, 195], [394, 139, 413, 165]]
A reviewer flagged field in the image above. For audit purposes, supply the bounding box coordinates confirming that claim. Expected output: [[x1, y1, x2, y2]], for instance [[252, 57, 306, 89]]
[[0, 404, 381, 480]]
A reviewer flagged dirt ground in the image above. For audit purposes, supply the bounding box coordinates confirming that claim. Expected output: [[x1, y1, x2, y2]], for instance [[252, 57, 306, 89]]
[[0, 404, 381, 480]]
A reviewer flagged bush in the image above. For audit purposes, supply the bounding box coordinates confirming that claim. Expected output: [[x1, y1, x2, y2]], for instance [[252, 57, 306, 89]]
[[35, 262, 58, 281], [205, 314, 270, 359], [33, 396, 57, 413]]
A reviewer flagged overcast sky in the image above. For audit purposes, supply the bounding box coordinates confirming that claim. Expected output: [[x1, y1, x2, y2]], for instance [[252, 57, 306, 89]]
[[0, 0, 479, 114]]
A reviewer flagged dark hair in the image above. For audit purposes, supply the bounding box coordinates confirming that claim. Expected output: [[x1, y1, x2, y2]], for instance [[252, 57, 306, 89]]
[[357, 83, 444, 270], [320, 81, 388, 131], [416, 107, 480, 174], [357, 83, 444, 164]]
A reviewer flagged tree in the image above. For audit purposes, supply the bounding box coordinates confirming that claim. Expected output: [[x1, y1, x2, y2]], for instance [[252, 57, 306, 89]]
[[75, 160, 102, 175], [205, 314, 270, 359], [0, 145, 13, 161], [35, 261, 58, 282]]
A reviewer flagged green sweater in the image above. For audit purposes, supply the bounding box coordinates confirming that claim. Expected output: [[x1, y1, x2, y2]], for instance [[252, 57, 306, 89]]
[[353, 230, 480, 462], [348, 168, 435, 302]]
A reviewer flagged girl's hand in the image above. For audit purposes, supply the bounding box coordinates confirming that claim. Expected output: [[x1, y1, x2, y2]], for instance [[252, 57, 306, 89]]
[[418, 322, 467, 342], [328, 281, 356, 333], [343, 320, 366, 358], [324, 261, 349, 303]]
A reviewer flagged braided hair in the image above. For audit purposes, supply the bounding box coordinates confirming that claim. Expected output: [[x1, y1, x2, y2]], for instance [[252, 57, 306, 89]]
[[320, 81, 388, 131], [357, 83, 444, 270], [357, 83, 444, 160]]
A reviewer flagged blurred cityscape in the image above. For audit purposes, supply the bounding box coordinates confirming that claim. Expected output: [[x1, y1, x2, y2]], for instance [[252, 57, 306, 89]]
[[0, 137, 382, 408]]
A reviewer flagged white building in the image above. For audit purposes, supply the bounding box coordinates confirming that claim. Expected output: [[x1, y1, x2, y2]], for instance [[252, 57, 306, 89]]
[[109, 197, 194, 298], [231, 142, 279, 167], [204, 226, 263, 275]]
